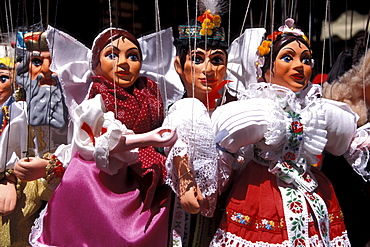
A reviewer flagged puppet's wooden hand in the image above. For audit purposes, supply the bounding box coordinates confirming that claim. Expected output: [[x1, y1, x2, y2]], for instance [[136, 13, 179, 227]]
[[0, 174, 17, 215], [14, 157, 48, 181], [179, 181, 203, 214], [175, 155, 203, 214]]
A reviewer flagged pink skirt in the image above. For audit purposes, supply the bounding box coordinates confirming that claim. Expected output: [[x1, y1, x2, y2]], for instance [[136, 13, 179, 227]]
[[31, 153, 171, 247]]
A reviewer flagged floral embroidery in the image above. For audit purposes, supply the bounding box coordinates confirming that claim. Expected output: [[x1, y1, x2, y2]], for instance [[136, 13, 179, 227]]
[[283, 110, 305, 174], [229, 211, 281, 231], [283, 152, 296, 161], [291, 121, 303, 134], [231, 212, 252, 226], [293, 237, 306, 246], [289, 201, 303, 214]]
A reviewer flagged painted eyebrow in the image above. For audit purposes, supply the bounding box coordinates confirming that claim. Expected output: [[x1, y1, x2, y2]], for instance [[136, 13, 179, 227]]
[[104, 45, 139, 53], [103, 44, 120, 52], [126, 47, 140, 53], [210, 50, 226, 56], [282, 47, 310, 54], [190, 50, 205, 55]]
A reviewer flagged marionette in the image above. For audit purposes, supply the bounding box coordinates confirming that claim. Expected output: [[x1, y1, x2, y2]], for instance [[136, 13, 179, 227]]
[[0, 53, 30, 246], [321, 40, 370, 246], [210, 18, 356, 246], [28, 27, 177, 247], [15, 31, 69, 157], [162, 1, 237, 246]]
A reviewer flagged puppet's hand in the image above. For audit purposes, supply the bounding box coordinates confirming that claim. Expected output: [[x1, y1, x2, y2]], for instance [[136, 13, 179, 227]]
[[179, 182, 203, 214], [14, 157, 49, 181], [0, 174, 17, 215], [113, 127, 177, 153], [143, 127, 177, 147], [175, 155, 203, 214]]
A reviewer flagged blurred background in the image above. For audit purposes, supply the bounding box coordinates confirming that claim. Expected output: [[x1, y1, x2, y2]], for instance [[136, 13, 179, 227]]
[[0, 0, 369, 77]]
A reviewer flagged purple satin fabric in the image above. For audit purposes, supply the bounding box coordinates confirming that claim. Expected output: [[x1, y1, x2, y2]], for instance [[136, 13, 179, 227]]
[[37, 153, 171, 246]]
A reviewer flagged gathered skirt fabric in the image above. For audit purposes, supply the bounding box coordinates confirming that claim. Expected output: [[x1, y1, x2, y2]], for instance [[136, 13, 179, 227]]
[[212, 161, 349, 246], [31, 153, 171, 247]]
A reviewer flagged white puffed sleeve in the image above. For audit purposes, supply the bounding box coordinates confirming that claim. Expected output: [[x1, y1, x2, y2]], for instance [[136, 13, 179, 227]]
[[0, 101, 28, 172], [211, 98, 271, 154], [323, 98, 358, 156], [71, 95, 138, 175]]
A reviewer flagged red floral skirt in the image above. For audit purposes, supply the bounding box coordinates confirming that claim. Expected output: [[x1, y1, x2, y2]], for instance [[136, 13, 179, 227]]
[[212, 161, 350, 246]]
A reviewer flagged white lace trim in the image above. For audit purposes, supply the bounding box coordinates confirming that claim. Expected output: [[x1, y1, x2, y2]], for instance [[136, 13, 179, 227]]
[[239, 83, 327, 169], [210, 229, 351, 247], [28, 204, 56, 247], [163, 98, 220, 217], [344, 122, 370, 182]]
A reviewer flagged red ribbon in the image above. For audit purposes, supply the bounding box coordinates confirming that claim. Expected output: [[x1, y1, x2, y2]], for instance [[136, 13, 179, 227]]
[[201, 80, 232, 109]]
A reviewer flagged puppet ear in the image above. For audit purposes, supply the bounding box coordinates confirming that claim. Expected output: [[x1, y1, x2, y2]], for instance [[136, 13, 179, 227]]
[[174, 56, 183, 75]]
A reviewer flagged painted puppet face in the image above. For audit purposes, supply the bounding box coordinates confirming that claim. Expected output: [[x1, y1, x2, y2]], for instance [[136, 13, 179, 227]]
[[29, 50, 57, 86], [264, 40, 312, 92], [94, 37, 141, 88], [0, 69, 12, 105], [175, 47, 227, 102]]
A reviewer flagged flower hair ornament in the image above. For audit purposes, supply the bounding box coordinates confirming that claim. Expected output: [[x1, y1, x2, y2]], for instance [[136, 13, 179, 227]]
[[178, 0, 227, 41], [256, 18, 313, 79]]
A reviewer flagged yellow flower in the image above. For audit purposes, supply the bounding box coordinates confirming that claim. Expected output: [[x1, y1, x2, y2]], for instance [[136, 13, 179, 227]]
[[200, 19, 214, 36], [257, 40, 272, 56], [213, 15, 221, 27]]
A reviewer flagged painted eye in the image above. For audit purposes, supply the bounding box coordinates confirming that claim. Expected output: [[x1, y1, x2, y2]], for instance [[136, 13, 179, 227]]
[[211, 56, 225, 65], [128, 53, 139, 61], [302, 57, 311, 65], [32, 58, 42, 66], [192, 55, 204, 64], [281, 55, 292, 63], [0, 75, 9, 83], [106, 53, 118, 60]]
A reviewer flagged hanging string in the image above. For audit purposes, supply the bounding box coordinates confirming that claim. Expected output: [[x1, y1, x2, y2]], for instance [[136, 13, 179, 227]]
[[2, 0, 13, 166], [38, 0, 43, 26], [361, 11, 370, 114], [365, 9, 370, 47], [154, 0, 165, 118], [106, 0, 118, 117], [227, 0, 231, 46], [320, 0, 329, 88], [267, 0, 275, 85], [263, 0, 268, 29], [239, 0, 252, 37]]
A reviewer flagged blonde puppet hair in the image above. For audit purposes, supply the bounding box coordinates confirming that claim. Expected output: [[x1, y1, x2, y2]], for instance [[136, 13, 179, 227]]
[[323, 50, 370, 127]]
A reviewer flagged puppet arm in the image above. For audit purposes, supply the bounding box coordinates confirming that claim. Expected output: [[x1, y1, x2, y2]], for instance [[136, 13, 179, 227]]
[[0, 171, 17, 215]]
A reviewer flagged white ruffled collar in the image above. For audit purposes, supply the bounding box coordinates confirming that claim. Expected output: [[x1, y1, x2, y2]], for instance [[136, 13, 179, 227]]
[[240, 82, 322, 112]]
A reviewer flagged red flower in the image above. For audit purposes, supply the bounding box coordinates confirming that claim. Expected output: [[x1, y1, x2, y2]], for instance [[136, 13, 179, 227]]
[[267, 31, 283, 41], [303, 173, 312, 182], [291, 121, 303, 133], [283, 152, 296, 161], [289, 201, 303, 214], [304, 192, 316, 201], [282, 162, 293, 169], [293, 238, 306, 246], [197, 10, 213, 23]]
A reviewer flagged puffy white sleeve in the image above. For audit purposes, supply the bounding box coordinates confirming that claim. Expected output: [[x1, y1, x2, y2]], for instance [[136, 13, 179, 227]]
[[211, 98, 271, 154], [323, 98, 358, 156], [71, 95, 138, 175], [0, 101, 28, 172]]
